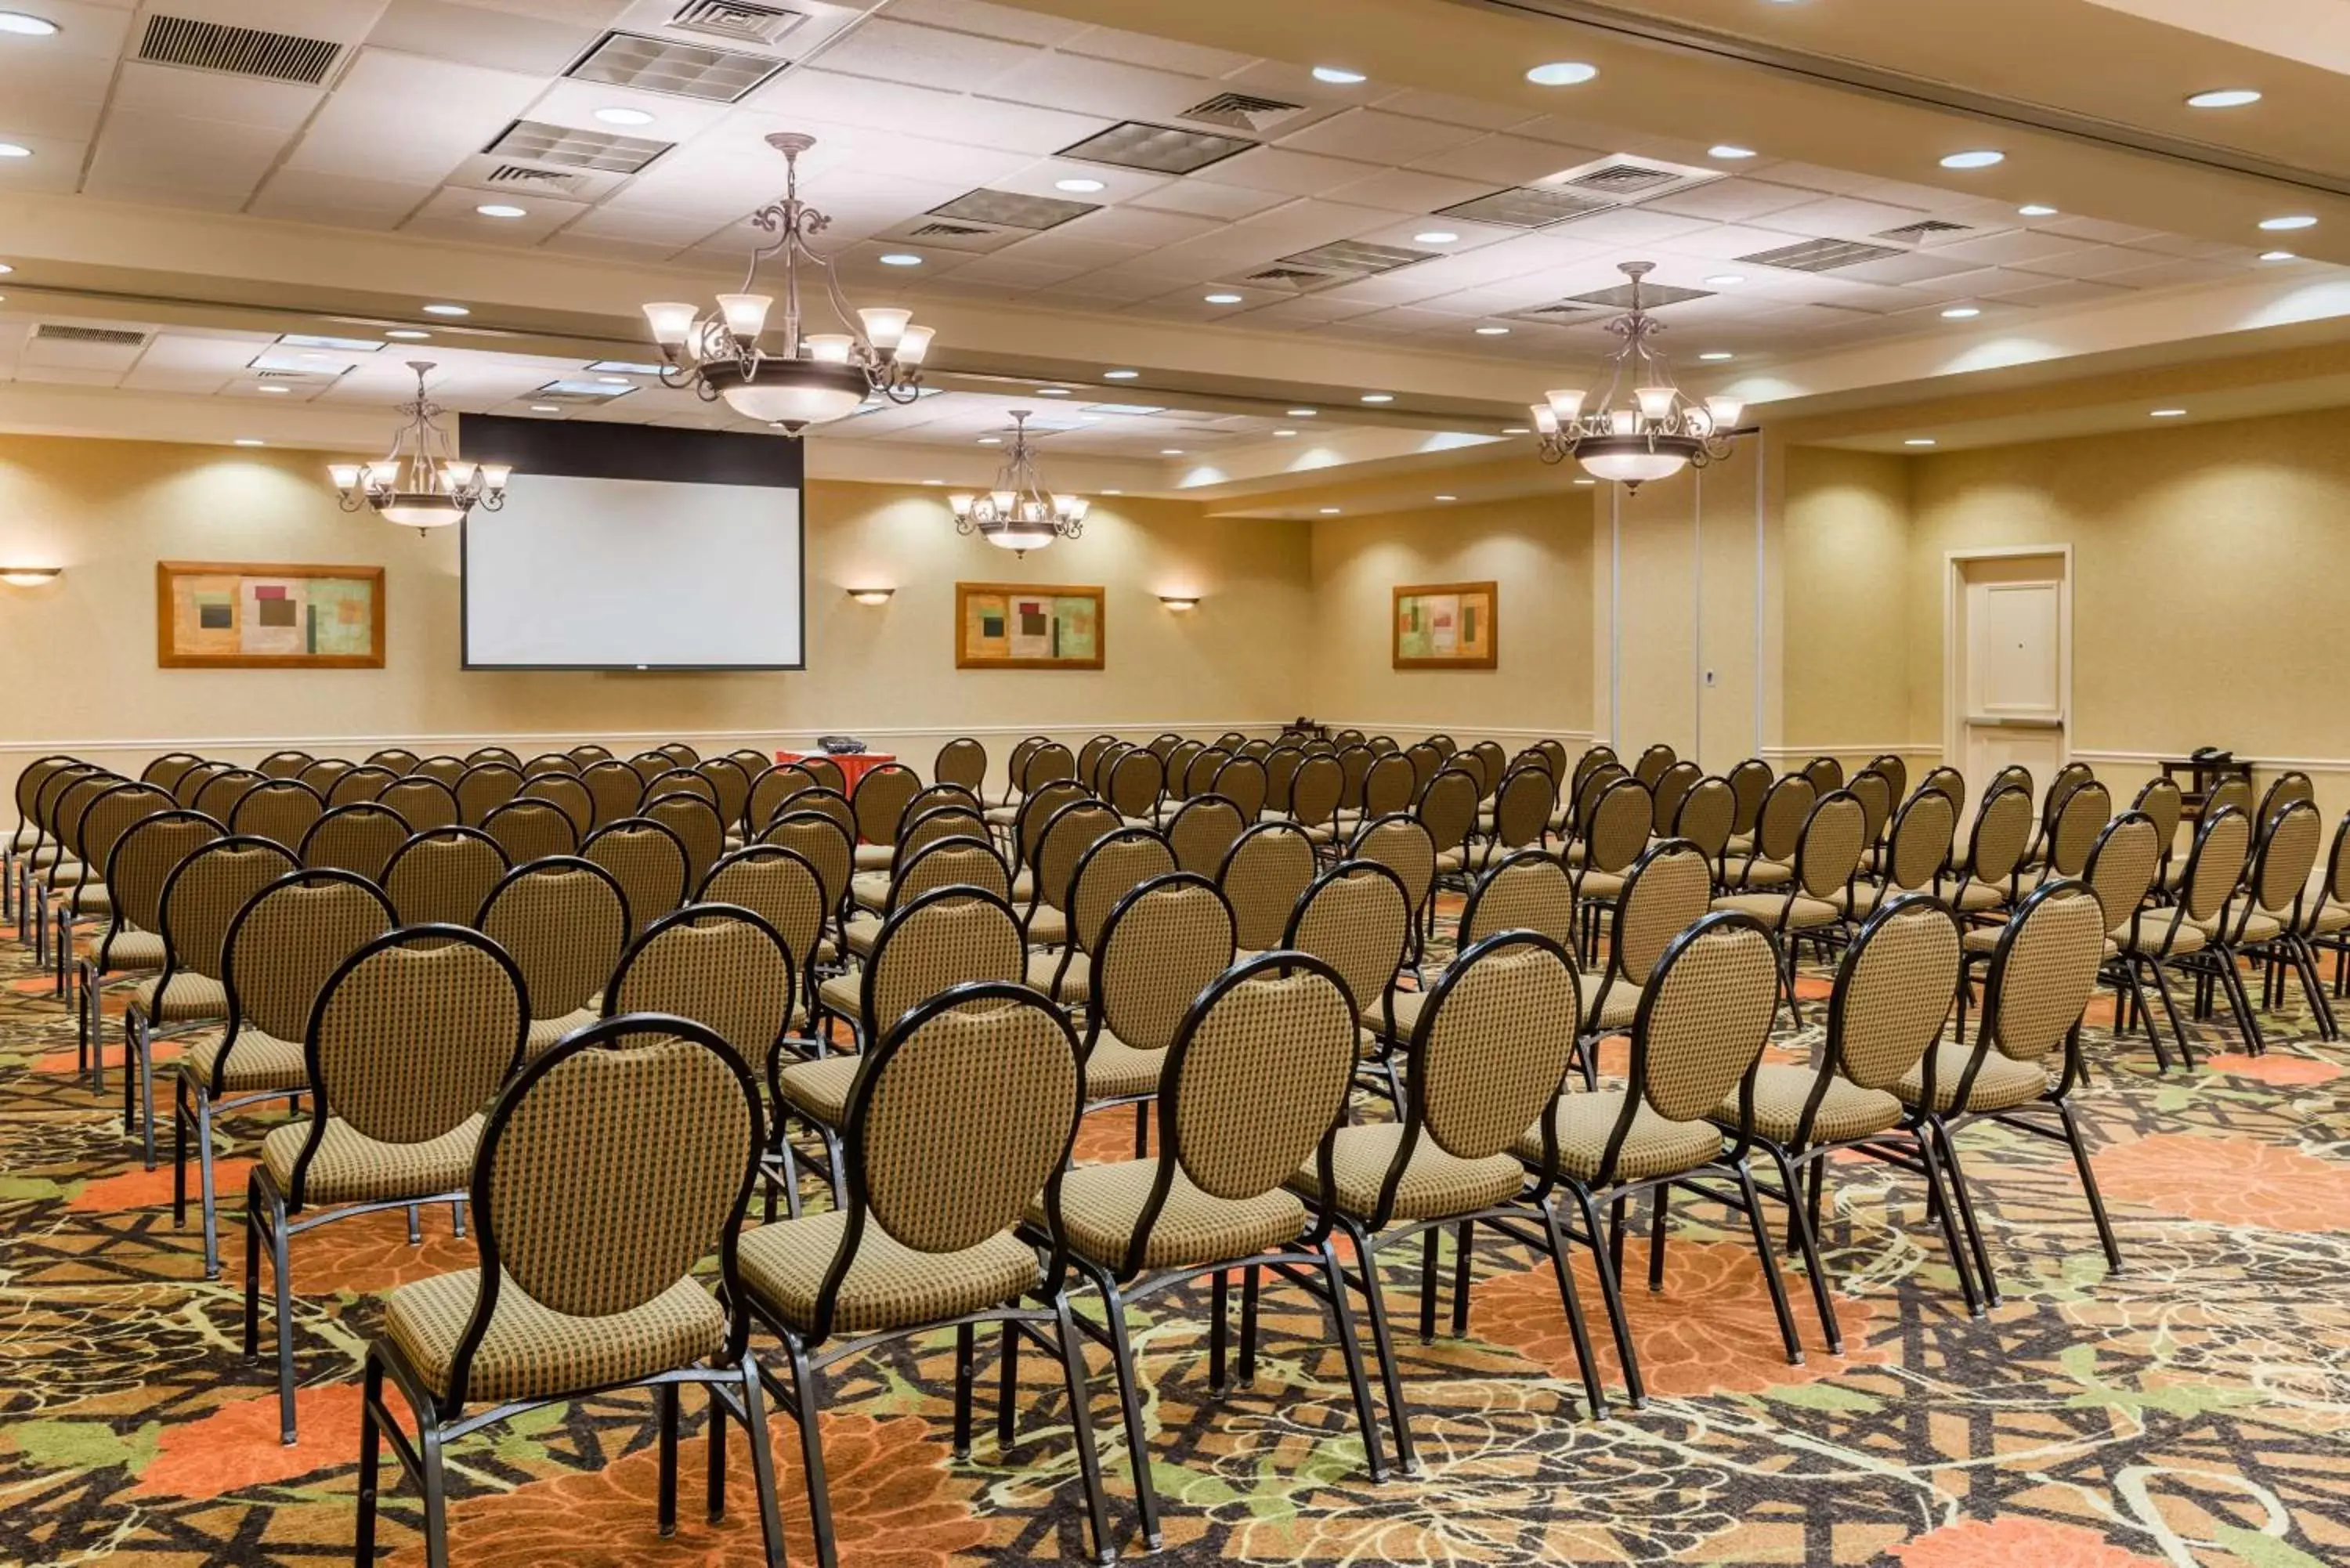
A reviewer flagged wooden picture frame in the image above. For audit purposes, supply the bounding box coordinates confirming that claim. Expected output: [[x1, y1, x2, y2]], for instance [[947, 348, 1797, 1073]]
[[156, 561, 386, 670], [956, 582, 1105, 670], [1392, 581, 1498, 670]]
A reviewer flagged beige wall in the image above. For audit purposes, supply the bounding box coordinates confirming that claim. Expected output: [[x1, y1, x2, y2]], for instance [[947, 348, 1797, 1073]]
[[0, 434, 1312, 795], [1304, 492, 1596, 746], [1781, 445, 1914, 776]]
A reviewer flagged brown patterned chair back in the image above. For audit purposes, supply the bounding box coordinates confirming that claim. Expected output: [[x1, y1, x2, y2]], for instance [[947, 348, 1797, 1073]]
[[1670, 776, 1734, 861], [219, 869, 396, 1061], [581, 818, 689, 940], [696, 758, 752, 831], [1289, 753, 1343, 829], [1982, 881, 2105, 1066], [158, 836, 298, 984], [378, 775, 460, 833], [101, 810, 222, 962], [367, 748, 424, 775], [229, 779, 326, 847], [1583, 778, 1654, 876], [298, 759, 356, 796], [606, 905, 797, 1079], [1752, 776, 1817, 864], [1093, 873, 1236, 1057], [1846, 768, 1893, 850], [862, 887, 1025, 1040], [642, 793, 725, 889], [580, 760, 647, 827], [382, 828, 508, 929], [454, 763, 524, 826], [257, 750, 313, 779], [328, 765, 399, 807], [1284, 861, 1408, 1030], [299, 802, 410, 880], [1650, 761, 1701, 832], [1724, 758, 1773, 836], [934, 736, 988, 791], [1361, 753, 1415, 819], [1632, 744, 1676, 789], [1211, 756, 1267, 821], [700, 845, 828, 967], [1627, 912, 1778, 1127], [1032, 800, 1122, 914], [889, 836, 1010, 912], [1827, 895, 1961, 1093], [1493, 765, 1556, 850], [2082, 813, 2160, 933], [1801, 755, 1844, 794], [1163, 956, 1355, 1218], [517, 772, 594, 835], [2045, 780, 2113, 878], [1795, 791, 1868, 898], [477, 858, 629, 1023], [1965, 785, 2034, 885], [897, 804, 986, 861], [1612, 839, 1715, 985], [1217, 821, 1317, 951], [759, 812, 852, 918], [1348, 815, 1436, 919], [644, 767, 718, 808], [1068, 829, 1177, 953], [2252, 800, 2322, 918], [1014, 780, 1090, 870], [1461, 850, 1576, 950], [1867, 753, 1909, 800], [411, 756, 467, 789], [1411, 933, 1580, 1172], [2131, 776, 2184, 858], [2176, 807, 2251, 924], [747, 764, 816, 834], [522, 753, 580, 779], [1885, 788, 1958, 891], [1167, 797, 1246, 877], [481, 798, 582, 865], [1104, 747, 1165, 819], [851, 763, 921, 846], [1415, 768, 1479, 856]]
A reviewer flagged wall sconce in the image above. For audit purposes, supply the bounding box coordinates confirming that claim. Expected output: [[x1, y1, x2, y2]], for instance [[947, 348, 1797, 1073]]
[[0, 566, 61, 587], [1159, 594, 1200, 612], [846, 587, 895, 605]]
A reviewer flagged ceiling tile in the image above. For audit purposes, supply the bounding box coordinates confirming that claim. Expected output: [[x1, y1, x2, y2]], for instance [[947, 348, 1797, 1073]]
[[1928, 229, 2102, 267], [883, 0, 1090, 48], [1761, 196, 1936, 240], [1126, 179, 1289, 220], [1642, 179, 1821, 224], [754, 70, 1107, 153], [1275, 108, 1484, 165], [814, 16, 1041, 92], [1058, 22, 1255, 77], [1405, 133, 1587, 186], [365, 0, 602, 74], [1209, 146, 1380, 196], [108, 60, 324, 131], [976, 52, 1211, 122]]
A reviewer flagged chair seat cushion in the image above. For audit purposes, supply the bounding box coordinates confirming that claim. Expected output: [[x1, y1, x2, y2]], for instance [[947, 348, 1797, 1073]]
[[1578, 870, 1625, 901], [778, 1054, 861, 1127], [2192, 910, 2283, 945], [1712, 892, 1841, 929], [1040, 1158, 1304, 1272], [99, 930, 166, 971], [1434, 847, 1472, 873], [1589, 980, 1643, 1031], [1290, 1122, 1524, 1221], [1723, 860, 1792, 890], [183, 1028, 306, 1094], [64, 883, 112, 915], [262, 1115, 482, 1205], [2111, 915, 2207, 956], [1896, 1043, 2048, 1113], [1380, 988, 1427, 1042], [1028, 948, 1090, 1003], [526, 1007, 601, 1060], [2314, 902, 2350, 935], [740, 1209, 1038, 1336], [1517, 1091, 1721, 1183], [132, 970, 226, 1023], [383, 1268, 725, 1404], [982, 804, 1020, 826], [852, 844, 894, 872], [1081, 1030, 1166, 1100], [841, 912, 883, 958], [1722, 1064, 1902, 1146], [1835, 882, 1916, 919], [849, 871, 891, 912], [1950, 880, 2007, 912], [815, 971, 864, 1020], [1025, 907, 1068, 947]]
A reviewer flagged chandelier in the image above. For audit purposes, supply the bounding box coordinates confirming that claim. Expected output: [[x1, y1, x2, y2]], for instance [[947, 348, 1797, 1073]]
[[1531, 261, 1744, 489], [642, 132, 933, 435], [950, 411, 1086, 555], [328, 361, 508, 532]]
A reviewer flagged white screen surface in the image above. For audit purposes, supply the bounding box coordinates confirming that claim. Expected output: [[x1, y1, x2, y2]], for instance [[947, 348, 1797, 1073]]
[[462, 473, 804, 669]]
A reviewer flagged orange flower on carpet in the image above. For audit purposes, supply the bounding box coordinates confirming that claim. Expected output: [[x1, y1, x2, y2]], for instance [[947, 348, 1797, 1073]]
[[68, 1158, 254, 1212], [130, 1383, 366, 1499], [2096, 1133, 2350, 1233], [2203, 1052, 2342, 1088], [1477, 1237, 1892, 1398], [281, 1205, 479, 1295], [391, 1411, 988, 1568], [1070, 1105, 1146, 1166], [1890, 1516, 2164, 1566]]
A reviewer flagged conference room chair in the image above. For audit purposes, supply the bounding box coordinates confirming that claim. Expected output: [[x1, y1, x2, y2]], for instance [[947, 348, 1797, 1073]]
[[579, 758, 648, 828], [625, 750, 673, 786], [1290, 753, 1345, 847], [1006, 780, 1089, 894], [2305, 811, 2350, 996], [1021, 797, 1121, 949], [1668, 775, 1736, 876], [700, 844, 830, 990], [1300, 931, 1603, 1463], [697, 757, 754, 836], [2030, 779, 2113, 890], [1416, 767, 1480, 888], [848, 762, 921, 870], [228, 778, 326, 850], [562, 742, 611, 767], [1260, 744, 1303, 818], [324, 764, 399, 807], [475, 856, 630, 1060], [1713, 789, 1869, 1021], [1631, 743, 1676, 789], [358, 1014, 786, 1568], [1946, 783, 2034, 916], [1348, 814, 1437, 967], [798, 754, 848, 795], [1866, 752, 1910, 800], [298, 802, 410, 881], [377, 775, 461, 833], [933, 735, 988, 795], [643, 792, 727, 891], [758, 811, 853, 948], [172, 760, 233, 811], [24, 766, 111, 958], [244, 926, 528, 1443], [741, 982, 1112, 1568], [1719, 894, 1983, 1340], [1102, 746, 1163, 826], [747, 763, 817, 839], [454, 762, 524, 826], [1838, 786, 1958, 923], [364, 747, 422, 775], [256, 750, 313, 779], [1566, 776, 1654, 964], [1217, 819, 1318, 955], [1845, 767, 1893, 866], [1473, 764, 1557, 871], [381, 827, 509, 930], [296, 758, 357, 798], [520, 751, 579, 779], [2063, 813, 2175, 1060], [644, 765, 720, 808], [581, 817, 692, 942], [1801, 755, 1845, 795], [56, 780, 174, 1028], [3, 754, 79, 923], [1722, 775, 1814, 892], [466, 746, 524, 768], [141, 751, 208, 791], [178, 869, 396, 1277], [1519, 911, 1799, 1410], [841, 833, 1008, 963], [1035, 827, 1177, 1005], [847, 804, 988, 912], [1163, 794, 1243, 878], [1076, 871, 1237, 1161], [1211, 755, 1268, 822], [1186, 746, 1234, 801], [515, 771, 595, 836], [1577, 836, 1712, 1076], [478, 797, 580, 865], [410, 755, 468, 790], [2220, 800, 2333, 1046], [1904, 880, 2116, 1309], [2129, 775, 2186, 887], [656, 741, 700, 768], [1284, 860, 1412, 1104], [2110, 804, 2251, 1071], [1162, 739, 1205, 804], [1647, 761, 1701, 843], [79, 807, 215, 1088]]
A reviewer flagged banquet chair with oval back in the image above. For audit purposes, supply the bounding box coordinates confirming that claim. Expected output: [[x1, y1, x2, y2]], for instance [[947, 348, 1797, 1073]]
[[1290, 752, 1345, 850], [410, 755, 468, 792], [1723, 757, 1773, 852], [1840, 786, 1958, 925], [299, 802, 411, 881], [2070, 813, 2180, 1064], [1802, 755, 1845, 795], [986, 735, 1048, 816], [1161, 739, 1205, 804], [296, 758, 356, 799], [1164, 795, 1245, 879], [1023, 797, 1121, 949], [358, 1012, 785, 1568], [245, 926, 528, 1442], [1723, 774, 1815, 894], [1519, 910, 1800, 1409], [2223, 799, 2333, 1046], [1647, 761, 1701, 844], [1296, 931, 1607, 1461], [696, 759, 753, 842], [1714, 894, 1983, 1345], [848, 762, 922, 873], [1359, 751, 1416, 828], [1567, 776, 1654, 967], [848, 804, 989, 915], [2130, 775, 2186, 894], [4, 754, 81, 925], [1034, 953, 1392, 1545], [1947, 782, 2034, 919], [193, 766, 266, 829], [1217, 819, 1318, 956], [1631, 742, 1676, 789], [454, 762, 523, 827], [657, 741, 700, 768], [585, 815, 692, 941], [1668, 775, 1736, 878], [627, 750, 673, 786], [1102, 745, 1163, 827], [1260, 744, 1303, 819], [1867, 752, 1909, 801], [381, 828, 508, 933], [476, 797, 580, 867], [605, 903, 804, 1218], [1712, 790, 1868, 1023], [178, 868, 396, 1277], [58, 781, 175, 1058], [1007, 779, 1089, 900], [467, 746, 524, 769], [1036, 828, 1176, 1006], [746, 763, 815, 839], [367, 747, 424, 776], [700, 844, 830, 987], [256, 749, 313, 780], [1188, 746, 1235, 802], [562, 742, 611, 768], [1081, 872, 1237, 1160], [838, 835, 1008, 974], [1285, 859, 1412, 1106], [1580, 839, 1714, 1087], [376, 775, 461, 834], [760, 811, 852, 960], [85, 808, 219, 1098], [327, 764, 400, 808], [645, 767, 718, 811], [520, 752, 577, 781], [580, 758, 647, 829], [1478, 763, 1558, 872], [30, 767, 116, 963], [740, 981, 1112, 1568], [475, 856, 630, 1062], [230, 777, 327, 851], [2110, 805, 2251, 1070], [795, 753, 846, 796], [1845, 767, 1894, 871], [933, 735, 988, 798], [1416, 766, 1481, 901], [1905, 879, 2117, 1307], [1206, 756, 1264, 825], [516, 771, 594, 839], [1349, 814, 1437, 969]]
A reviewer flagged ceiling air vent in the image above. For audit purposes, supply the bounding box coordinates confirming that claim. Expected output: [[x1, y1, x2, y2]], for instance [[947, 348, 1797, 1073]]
[[1560, 161, 1685, 197], [566, 31, 786, 103], [484, 164, 595, 195], [907, 221, 992, 239], [1737, 237, 1907, 273], [1243, 266, 1340, 287], [486, 119, 674, 174], [1505, 302, 1607, 326], [929, 188, 1099, 230], [1178, 92, 1307, 134], [1057, 121, 1253, 175], [533, 379, 636, 404], [1875, 219, 1971, 243], [137, 14, 342, 85], [1434, 186, 1612, 229], [1567, 280, 1712, 309], [1283, 239, 1434, 276], [668, 0, 804, 46], [34, 324, 148, 347]]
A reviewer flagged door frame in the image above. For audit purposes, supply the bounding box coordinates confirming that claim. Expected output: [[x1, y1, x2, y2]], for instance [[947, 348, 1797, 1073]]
[[1943, 544, 2073, 778]]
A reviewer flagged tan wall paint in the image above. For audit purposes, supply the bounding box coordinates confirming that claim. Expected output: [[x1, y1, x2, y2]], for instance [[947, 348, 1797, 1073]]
[[1304, 492, 1596, 746], [1781, 446, 1915, 775], [0, 434, 1312, 794]]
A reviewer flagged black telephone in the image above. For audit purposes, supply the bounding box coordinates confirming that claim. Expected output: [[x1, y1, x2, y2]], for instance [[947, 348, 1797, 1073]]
[[815, 735, 868, 755], [2189, 746, 2232, 764]]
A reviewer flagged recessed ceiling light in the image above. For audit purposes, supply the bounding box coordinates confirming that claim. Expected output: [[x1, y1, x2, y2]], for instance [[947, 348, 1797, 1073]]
[[531, 403, 559, 412], [1414, 230, 1459, 244], [421, 302, 469, 316], [1055, 177, 1106, 193], [2150, 407, 2187, 417], [1525, 61, 1598, 86], [1941, 305, 1983, 319], [0, 12, 60, 34], [1904, 438, 1937, 446], [233, 438, 265, 447], [1318, 506, 1343, 514], [1204, 291, 1244, 304], [1502, 425, 1531, 435], [595, 375, 631, 385], [1434, 494, 1459, 501], [1102, 368, 1140, 380], [1940, 150, 2005, 169], [0, 142, 30, 158], [594, 106, 656, 126], [1474, 325, 1511, 335], [475, 203, 527, 219], [2261, 250, 2298, 262], [387, 328, 430, 340], [1160, 447, 1185, 455], [2186, 89, 2261, 109], [1573, 478, 1596, 486], [1274, 428, 1298, 436], [2018, 204, 2059, 217], [1287, 408, 1318, 417], [1698, 350, 1735, 361], [1705, 273, 1746, 287], [258, 385, 290, 394], [0, 263, 14, 275], [978, 436, 1003, 445], [1036, 386, 1070, 396], [1312, 65, 1368, 85], [2260, 215, 2316, 231], [1361, 392, 1394, 403], [1708, 144, 1757, 160], [879, 252, 924, 266]]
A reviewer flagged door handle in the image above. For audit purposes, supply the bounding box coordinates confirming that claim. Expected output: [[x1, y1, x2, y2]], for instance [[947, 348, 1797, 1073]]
[[1965, 715, 2064, 730]]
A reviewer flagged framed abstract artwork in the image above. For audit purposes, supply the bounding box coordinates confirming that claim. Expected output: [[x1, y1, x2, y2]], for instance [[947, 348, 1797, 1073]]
[[956, 582, 1105, 670], [156, 561, 385, 670], [1393, 581, 1497, 670]]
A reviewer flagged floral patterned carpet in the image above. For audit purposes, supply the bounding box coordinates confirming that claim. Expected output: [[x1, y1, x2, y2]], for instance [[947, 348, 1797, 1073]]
[[4, 906, 2349, 1568]]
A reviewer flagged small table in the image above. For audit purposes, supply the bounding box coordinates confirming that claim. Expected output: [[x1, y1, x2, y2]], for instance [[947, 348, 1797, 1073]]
[[776, 750, 897, 795], [2159, 754, 2254, 818]]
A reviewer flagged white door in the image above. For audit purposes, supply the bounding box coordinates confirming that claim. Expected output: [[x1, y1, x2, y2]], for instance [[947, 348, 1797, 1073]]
[[1953, 552, 2070, 809]]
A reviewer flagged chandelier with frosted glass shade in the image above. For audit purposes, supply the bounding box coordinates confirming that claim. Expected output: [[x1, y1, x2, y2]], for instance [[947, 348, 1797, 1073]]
[[328, 361, 507, 532], [950, 411, 1086, 556], [1531, 261, 1744, 490], [640, 132, 933, 435]]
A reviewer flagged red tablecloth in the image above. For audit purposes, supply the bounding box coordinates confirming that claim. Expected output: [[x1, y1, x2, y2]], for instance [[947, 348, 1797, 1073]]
[[775, 750, 897, 794]]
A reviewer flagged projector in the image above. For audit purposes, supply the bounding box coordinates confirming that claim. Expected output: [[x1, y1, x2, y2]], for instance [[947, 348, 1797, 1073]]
[[815, 735, 868, 755]]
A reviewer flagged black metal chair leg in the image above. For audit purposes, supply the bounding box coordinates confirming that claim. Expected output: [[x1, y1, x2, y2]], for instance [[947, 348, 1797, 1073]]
[[1571, 1184, 1645, 1408], [1933, 1117, 2001, 1309], [1050, 1295, 1118, 1566], [785, 1336, 839, 1568], [996, 1317, 1020, 1449], [1764, 1147, 1842, 1356], [1538, 1204, 1608, 1421], [1734, 1163, 1805, 1365], [1912, 1128, 1983, 1318], [737, 1359, 788, 1568], [656, 1380, 679, 1537], [1315, 1235, 1390, 1484], [2056, 1098, 2124, 1274]]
